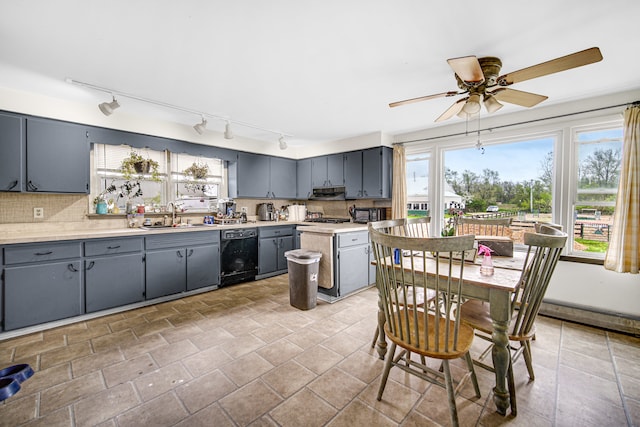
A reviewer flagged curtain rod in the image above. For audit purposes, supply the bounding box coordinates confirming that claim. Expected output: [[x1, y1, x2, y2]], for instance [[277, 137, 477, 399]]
[[396, 100, 639, 145]]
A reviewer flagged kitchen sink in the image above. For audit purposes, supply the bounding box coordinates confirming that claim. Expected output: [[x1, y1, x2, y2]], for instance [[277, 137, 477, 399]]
[[139, 223, 216, 230]]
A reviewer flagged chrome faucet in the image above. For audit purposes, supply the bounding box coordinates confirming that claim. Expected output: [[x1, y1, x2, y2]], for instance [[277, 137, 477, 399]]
[[167, 202, 177, 226]]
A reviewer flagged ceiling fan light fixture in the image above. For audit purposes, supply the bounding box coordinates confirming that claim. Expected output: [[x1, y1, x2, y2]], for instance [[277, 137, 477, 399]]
[[278, 135, 287, 150], [483, 94, 503, 113], [193, 117, 207, 135], [98, 96, 120, 116], [224, 121, 233, 139], [462, 94, 481, 114]]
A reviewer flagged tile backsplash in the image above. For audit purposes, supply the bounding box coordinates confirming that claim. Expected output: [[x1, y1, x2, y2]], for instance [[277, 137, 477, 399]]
[[0, 193, 89, 224]]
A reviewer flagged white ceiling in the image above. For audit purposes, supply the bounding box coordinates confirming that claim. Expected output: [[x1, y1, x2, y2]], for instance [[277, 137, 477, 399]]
[[1, 1, 639, 147]]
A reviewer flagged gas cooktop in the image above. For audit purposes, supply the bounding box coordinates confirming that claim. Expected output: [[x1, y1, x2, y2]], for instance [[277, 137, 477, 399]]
[[304, 217, 351, 224]]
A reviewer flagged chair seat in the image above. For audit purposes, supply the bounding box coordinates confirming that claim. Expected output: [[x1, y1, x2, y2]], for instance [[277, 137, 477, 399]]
[[459, 299, 536, 342], [385, 309, 475, 360], [391, 286, 436, 308]]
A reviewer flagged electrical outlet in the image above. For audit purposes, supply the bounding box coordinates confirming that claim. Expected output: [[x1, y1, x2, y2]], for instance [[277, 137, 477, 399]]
[[241, 207, 248, 214], [34, 207, 44, 219]]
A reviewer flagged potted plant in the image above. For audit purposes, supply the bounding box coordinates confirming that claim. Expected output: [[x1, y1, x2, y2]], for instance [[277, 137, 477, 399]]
[[120, 151, 161, 181], [93, 183, 117, 214], [183, 161, 209, 193]]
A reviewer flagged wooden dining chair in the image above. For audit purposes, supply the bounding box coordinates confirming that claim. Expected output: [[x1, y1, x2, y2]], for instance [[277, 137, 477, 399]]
[[370, 217, 433, 348], [459, 224, 567, 415], [369, 226, 480, 427]]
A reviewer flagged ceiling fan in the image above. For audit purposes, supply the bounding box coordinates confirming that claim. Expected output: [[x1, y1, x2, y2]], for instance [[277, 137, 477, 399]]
[[389, 47, 603, 122]]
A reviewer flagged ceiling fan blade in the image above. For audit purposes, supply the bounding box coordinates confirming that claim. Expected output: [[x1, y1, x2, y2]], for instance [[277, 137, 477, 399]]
[[497, 47, 603, 86], [491, 88, 548, 107], [435, 98, 467, 122], [389, 91, 459, 108], [447, 56, 485, 84]]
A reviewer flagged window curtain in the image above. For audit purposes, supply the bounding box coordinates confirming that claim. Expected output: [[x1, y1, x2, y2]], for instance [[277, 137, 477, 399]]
[[604, 105, 639, 274], [392, 145, 407, 219]]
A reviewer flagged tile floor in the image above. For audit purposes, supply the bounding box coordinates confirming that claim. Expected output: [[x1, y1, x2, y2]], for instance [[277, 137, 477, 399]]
[[0, 275, 638, 426]]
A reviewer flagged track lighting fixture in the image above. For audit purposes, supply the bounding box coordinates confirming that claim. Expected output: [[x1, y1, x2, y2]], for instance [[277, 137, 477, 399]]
[[193, 117, 207, 135], [68, 78, 292, 142], [224, 121, 233, 139], [98, 96, 120, 116], [279, 135, 287, 150]]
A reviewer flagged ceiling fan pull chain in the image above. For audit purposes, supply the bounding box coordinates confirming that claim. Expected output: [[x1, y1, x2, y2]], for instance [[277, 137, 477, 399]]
[[476, 114, 484, 155]]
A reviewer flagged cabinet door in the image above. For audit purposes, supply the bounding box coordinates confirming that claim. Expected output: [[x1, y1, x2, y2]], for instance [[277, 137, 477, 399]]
[[327, 154, 344, 186], [270, 157, 297, 199], [26, 118, 89, 193], [186, 244, 219, 291], [236, 152, 270, 198], [297, 158, 312, 199], [85, 253, 144, 312], [344, 151, 362, 198], [361, 148, 382, 198], [337, 245, 369, 296], [145, 249, 186, 299], [311, 156, 328, 187], [277, 236, 294, 271], [258, 237, 278, 274], [4, 261, 82, 330], [0, 112, 24, 192]]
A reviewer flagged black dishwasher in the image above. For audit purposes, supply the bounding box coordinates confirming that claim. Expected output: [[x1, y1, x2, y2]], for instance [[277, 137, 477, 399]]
[[220, 228, 258, 286]]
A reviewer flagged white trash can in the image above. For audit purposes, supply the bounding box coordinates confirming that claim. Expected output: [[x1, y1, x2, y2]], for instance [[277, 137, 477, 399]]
[[284, 249, 322, 310]]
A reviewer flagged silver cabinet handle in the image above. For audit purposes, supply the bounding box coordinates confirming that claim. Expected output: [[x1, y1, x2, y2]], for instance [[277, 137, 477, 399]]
[[86, 261, 95, 270], [68, 263, 78, 272]]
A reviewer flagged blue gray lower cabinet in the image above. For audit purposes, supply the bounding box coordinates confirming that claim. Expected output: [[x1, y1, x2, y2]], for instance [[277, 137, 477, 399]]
[[258, 226, 294, 278], [85, 253, 144, 313], [84, 237, 144, 313], [3, 241, 83, 331], [145, 231, 220, 300]]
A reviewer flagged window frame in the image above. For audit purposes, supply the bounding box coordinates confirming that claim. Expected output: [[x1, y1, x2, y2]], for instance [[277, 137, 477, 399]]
[[403, 111, 624, 261]]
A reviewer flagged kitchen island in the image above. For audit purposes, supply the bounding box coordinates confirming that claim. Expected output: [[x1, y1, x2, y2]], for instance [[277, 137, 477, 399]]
[[298, 222, 374, 302]]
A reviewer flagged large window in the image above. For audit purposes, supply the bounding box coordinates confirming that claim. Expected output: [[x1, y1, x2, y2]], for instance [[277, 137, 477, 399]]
[[406, 153, 430, 217], [571, 124, 622, 257], [91, 144, 225, 213], [404, 114, 624, 260]]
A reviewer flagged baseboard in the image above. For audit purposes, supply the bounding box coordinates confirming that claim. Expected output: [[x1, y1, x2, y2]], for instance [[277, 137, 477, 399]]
[[540, 300, 640, 336]]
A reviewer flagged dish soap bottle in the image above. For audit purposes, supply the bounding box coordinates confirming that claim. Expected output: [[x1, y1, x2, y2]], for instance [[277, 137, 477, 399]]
[[478, 244, 494, 276]]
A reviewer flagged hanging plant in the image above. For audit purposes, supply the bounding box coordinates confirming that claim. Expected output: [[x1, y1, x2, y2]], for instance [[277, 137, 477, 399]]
[[183, 162, 209, 180], [120, 151, 161, 181], [183, 161, 209, 192]]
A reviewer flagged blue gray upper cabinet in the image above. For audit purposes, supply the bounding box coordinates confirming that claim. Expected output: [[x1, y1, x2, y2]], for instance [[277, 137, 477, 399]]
[[26, 118, 89, 193], [311, 154, 344, 188], [296, 158, 312, 199], [0, 112, 24, 191], [235, 152, 296, 199], [361, 147, 391, 198], [344, 147, 392, 199]]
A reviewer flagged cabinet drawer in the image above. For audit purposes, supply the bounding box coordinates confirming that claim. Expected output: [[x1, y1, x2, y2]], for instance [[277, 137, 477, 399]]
[[85, 237, 143, 257], [145, 231, 220, 250], [337, 231, 369, 248], [4, 241, 81, 265], [259, 226, 293, 238]]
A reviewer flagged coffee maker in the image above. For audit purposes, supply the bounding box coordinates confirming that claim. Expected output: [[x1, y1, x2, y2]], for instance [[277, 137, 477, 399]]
[[257, 203, 275, 221], [216, 198, 236, 216]]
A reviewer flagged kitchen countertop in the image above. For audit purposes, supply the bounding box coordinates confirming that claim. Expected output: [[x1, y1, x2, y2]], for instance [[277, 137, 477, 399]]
[[0, 220, 369, 245]]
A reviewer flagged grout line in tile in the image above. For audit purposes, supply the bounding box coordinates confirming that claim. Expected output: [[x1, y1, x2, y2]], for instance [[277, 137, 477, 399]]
[[606, 330, 634, 427]]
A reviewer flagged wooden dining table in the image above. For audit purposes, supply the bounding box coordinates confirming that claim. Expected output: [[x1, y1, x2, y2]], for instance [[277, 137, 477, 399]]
[[373, 251, 526, 416]]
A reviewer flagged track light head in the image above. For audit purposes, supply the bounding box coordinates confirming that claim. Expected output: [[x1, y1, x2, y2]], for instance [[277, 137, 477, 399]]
[[193, 117, 207, 135], [224, 121, 233, 139], [278, 135, 287, 150], [98, 96, 120, 116]]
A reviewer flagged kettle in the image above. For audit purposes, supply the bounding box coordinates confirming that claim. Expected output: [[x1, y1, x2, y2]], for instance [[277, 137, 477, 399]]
[[257, 203, 274, 221]]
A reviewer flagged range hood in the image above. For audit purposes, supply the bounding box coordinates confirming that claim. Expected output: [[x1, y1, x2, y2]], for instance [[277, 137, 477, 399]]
[[309, 185, 346, 200]]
